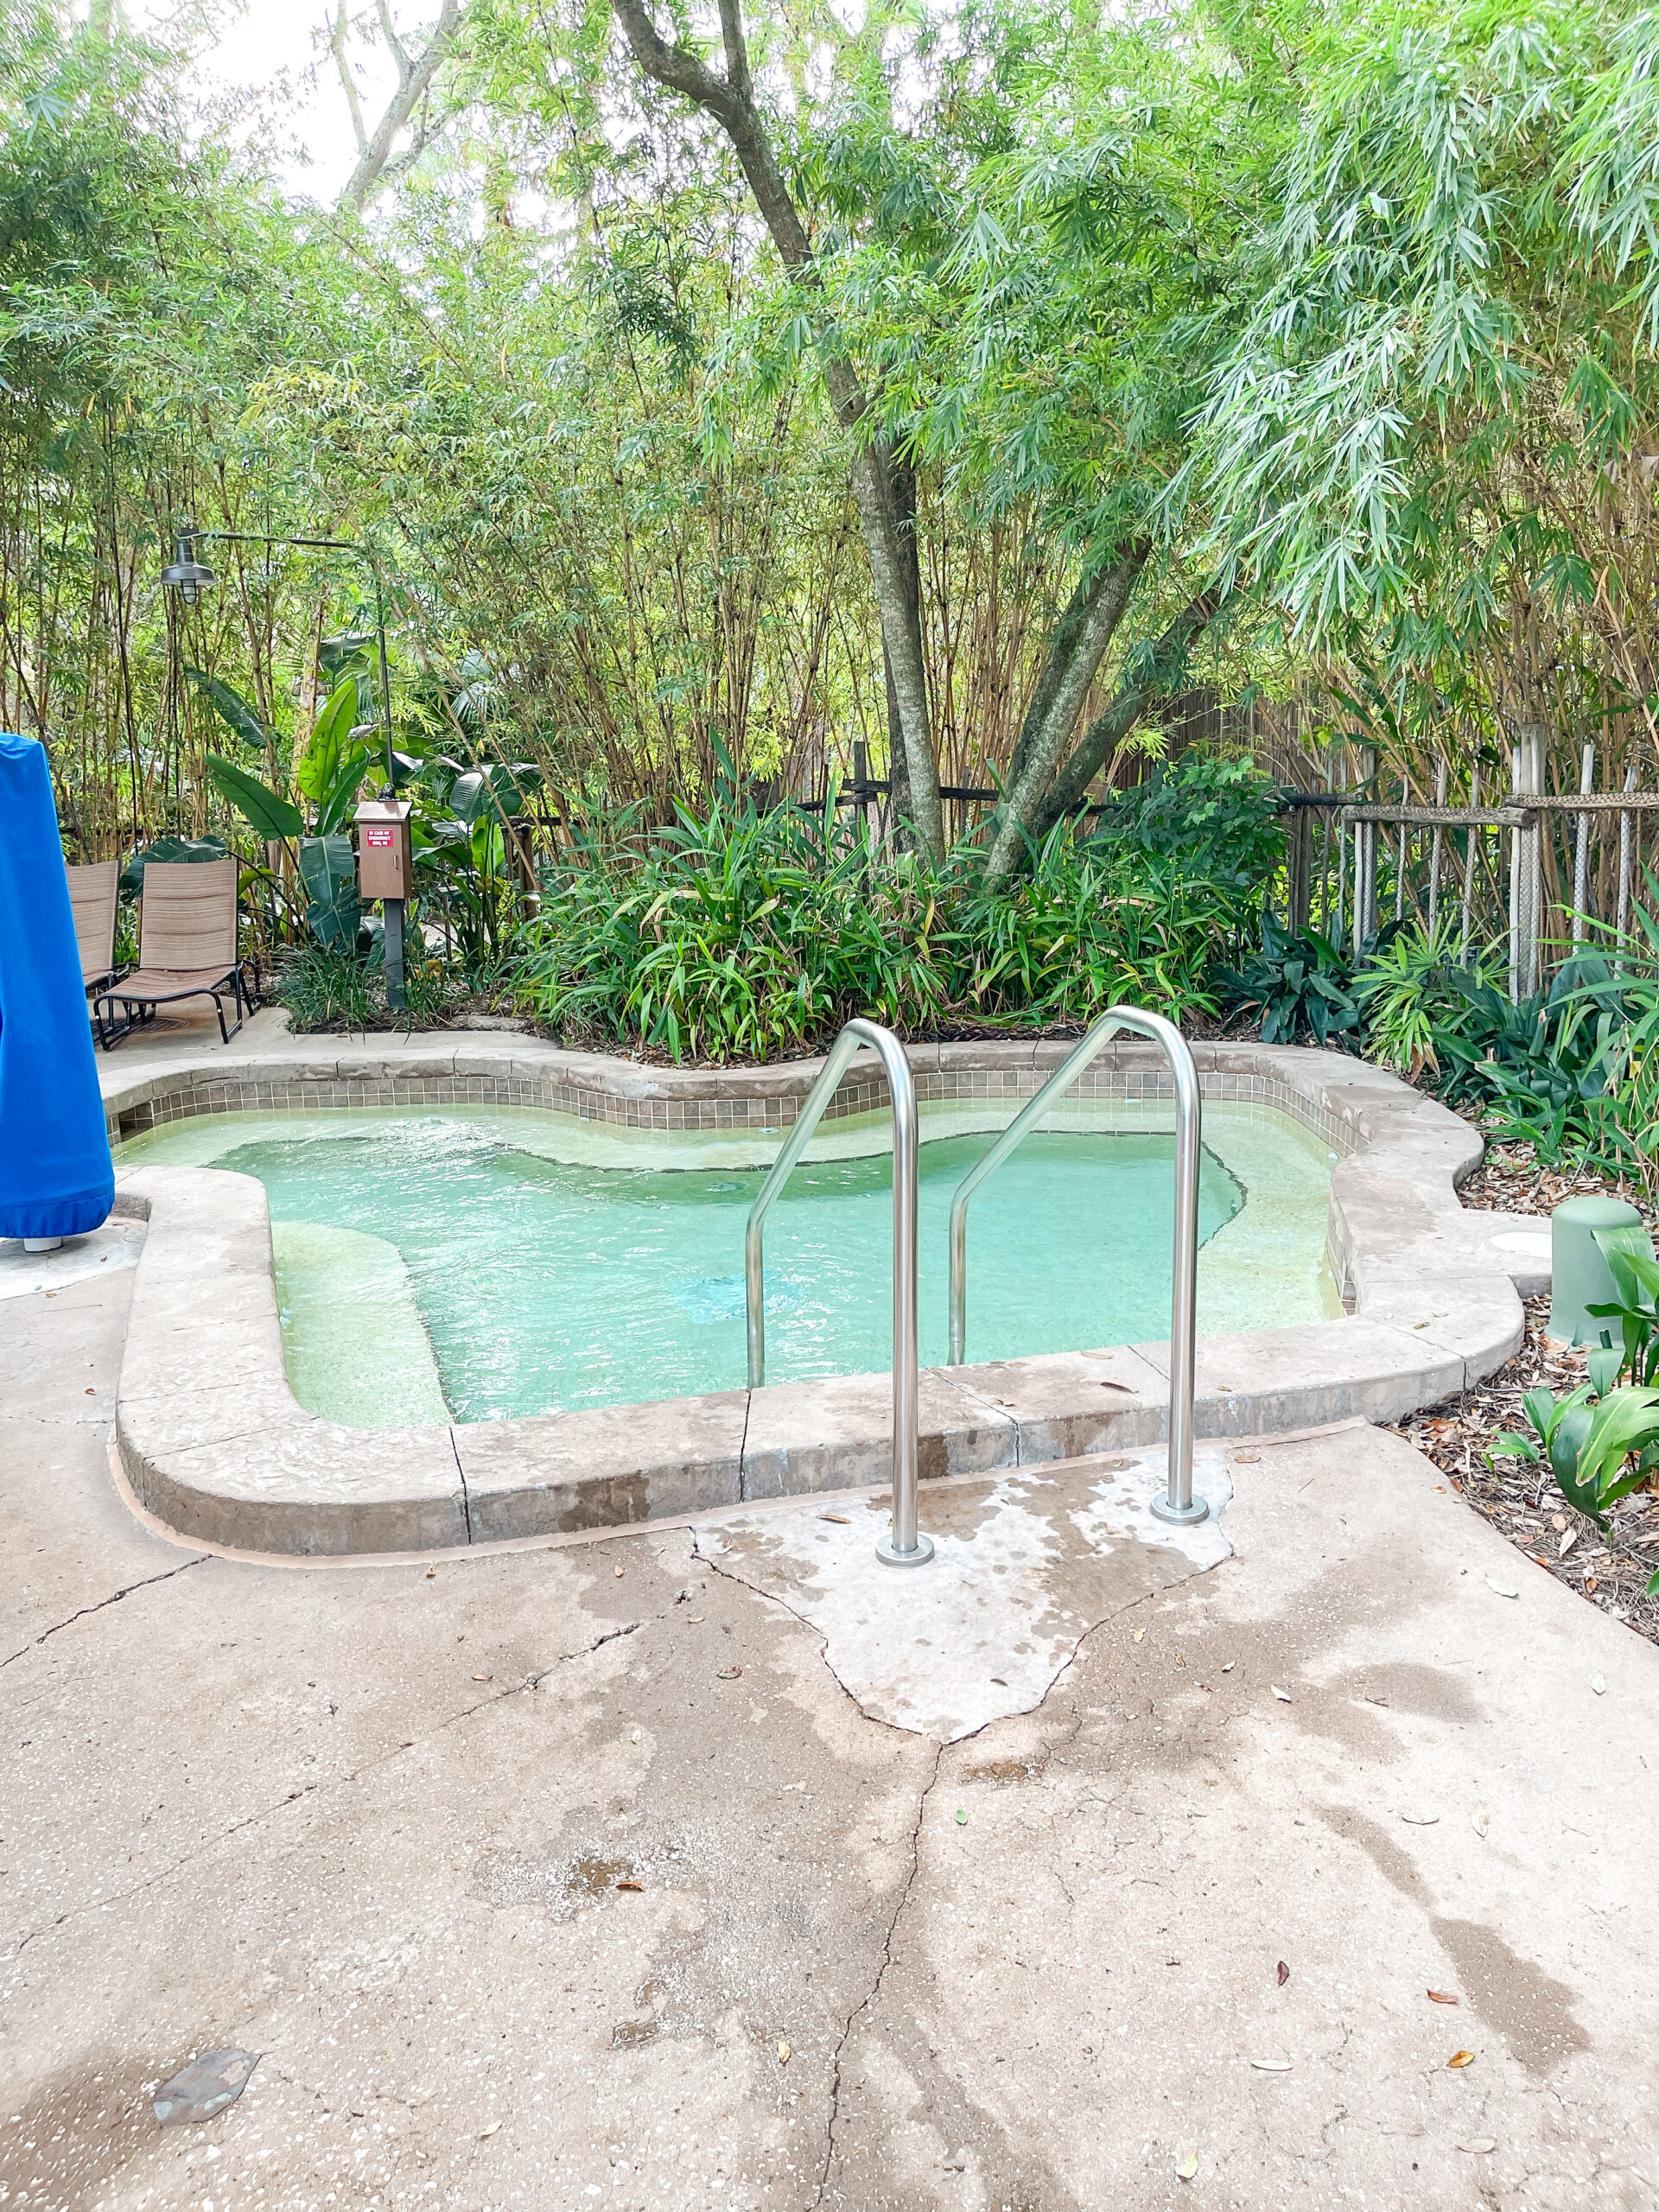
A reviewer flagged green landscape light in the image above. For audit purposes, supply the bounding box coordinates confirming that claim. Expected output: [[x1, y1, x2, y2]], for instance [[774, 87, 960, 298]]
[[159, 522, 216, 606], [1548, 1193, 1645, 1346]]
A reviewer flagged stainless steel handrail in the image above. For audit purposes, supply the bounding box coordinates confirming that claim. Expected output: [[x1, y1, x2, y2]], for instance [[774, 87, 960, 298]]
[[946, 1005, 1207, 1526], [746, 1020, 932, 1567]]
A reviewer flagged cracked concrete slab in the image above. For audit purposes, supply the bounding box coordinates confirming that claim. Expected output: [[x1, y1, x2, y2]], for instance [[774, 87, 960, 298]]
[[6, 1260, 1659, 2210], [697, 1446, 1233, 1740]]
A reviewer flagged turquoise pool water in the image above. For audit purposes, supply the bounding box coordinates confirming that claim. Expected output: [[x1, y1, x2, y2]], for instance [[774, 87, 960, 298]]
[[119, 1104, 1340, 1424]]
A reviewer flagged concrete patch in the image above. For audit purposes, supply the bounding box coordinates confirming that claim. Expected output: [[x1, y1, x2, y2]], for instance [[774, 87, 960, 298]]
[[696, 1445, 1233, 1740]]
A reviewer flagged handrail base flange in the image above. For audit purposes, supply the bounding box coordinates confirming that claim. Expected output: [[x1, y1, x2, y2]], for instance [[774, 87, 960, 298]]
[[1150, 1495, 1209, 1527], [876, 1533, 936, 1567]]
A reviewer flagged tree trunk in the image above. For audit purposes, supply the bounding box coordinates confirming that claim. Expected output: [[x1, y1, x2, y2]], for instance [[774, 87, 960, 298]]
[[982, 544, 1149, 880], [608, 0, 944, 860], [1027, 588, 1220, 840], [880, 451, 920, 840]]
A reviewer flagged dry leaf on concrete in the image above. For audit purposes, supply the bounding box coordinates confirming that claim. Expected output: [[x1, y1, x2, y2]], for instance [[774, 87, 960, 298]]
[[1175, 2145, 1199, 2180], [1592, 1674, 1605, 1695], [1458, 2138, 1497, 2153], [1427, 1990, 1459, 2005], [1276, 1961, 1290, 1986], [1249, 2057, 1293, 2072], [1270, 1686, 1292, 1703], [1401, 1811, 1439, 1826], [1485, 1576, 1520, 1598], [1472, 1802, 1489, 1839], [778, 2040, 791, 2064], [1447, 2050, 1476, 2069]]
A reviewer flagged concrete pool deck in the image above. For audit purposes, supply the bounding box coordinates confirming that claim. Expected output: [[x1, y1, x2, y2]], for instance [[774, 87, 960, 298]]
[[92, 1015, 1552, 1556], [4, 1249, 1658, 2209]]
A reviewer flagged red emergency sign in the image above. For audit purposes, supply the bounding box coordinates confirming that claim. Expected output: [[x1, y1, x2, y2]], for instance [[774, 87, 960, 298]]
[[365, 825, 396, 849]]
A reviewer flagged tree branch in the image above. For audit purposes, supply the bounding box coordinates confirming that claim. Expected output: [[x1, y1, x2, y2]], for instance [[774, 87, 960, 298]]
[[337, 0, 462, 215], [332, 3, 369, 160]]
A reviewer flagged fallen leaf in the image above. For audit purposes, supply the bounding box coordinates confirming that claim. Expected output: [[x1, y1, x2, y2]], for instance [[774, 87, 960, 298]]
[[1552, 1513, 1567, 1530], [818, 1513, 850, 1524], [1098, 1379, 1132, 1392], [1234, 1450, 1261, 1463], [1276, 1961, 1289, 1986], [954, 1808, 968, 1826], [1586, 1576, 1599, 1594], [1432, 1484, 1446, 1493], [1458, 2138, 1497, 2154], [1592, 1674, 1605, 1695], [1249, 2057, 1293, 2072], [615, 1878, 643, 1892], [1485, 1577, 1519, 1599], [1427, 1990, 1459, 2005], [424, 1567, 435, 1580], [613, 1566, 625, 1579], [686, 1615, 704, 1624], [630, 1728, 641, 1744], [1447, 2050, 1475, 2069], [1133, 1629, 1146, 1643], [717, 1667, 742, 1680], [1401, 1811, 1440, 1826], [1270, 1686, 1292, 1703], [778, 2039, 791, 2065], [1559, 1527, 1579, 1560], [471, 1674, 492, 1683], [478, 2121, 501, 2139], [989, 1675, 1007, 1687], [1175, 2145, 1199, 2181], [1222, 1660, 1236, 1673], [1471, 1802, 1489, 1839]]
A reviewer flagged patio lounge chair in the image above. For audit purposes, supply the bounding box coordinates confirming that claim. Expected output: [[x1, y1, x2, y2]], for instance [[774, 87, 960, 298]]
[[67, 860, 121, 996], [93, 857, 251, 1049]]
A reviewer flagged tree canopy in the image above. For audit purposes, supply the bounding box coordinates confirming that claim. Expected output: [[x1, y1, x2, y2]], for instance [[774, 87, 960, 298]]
[[2, 0, 1655, 868]]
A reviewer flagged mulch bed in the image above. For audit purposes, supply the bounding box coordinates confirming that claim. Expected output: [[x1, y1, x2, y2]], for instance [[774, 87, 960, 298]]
[[1389, 1133, 1659, 1647]]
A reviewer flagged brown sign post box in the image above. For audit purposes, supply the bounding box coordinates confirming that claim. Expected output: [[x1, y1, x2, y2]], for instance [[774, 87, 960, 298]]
[[354, 797, 412, 900], [354, 797, 413, 1007]]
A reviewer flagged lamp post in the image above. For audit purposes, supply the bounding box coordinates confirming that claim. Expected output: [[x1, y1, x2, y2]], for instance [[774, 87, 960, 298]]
[[160, 519, 408, 1007]]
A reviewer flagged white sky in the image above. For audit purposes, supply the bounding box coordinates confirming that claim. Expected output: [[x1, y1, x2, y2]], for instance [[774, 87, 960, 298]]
[[130, 0, 407, 203]]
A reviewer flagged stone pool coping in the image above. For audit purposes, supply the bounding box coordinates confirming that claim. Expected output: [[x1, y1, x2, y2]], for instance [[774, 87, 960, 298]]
[[103, 1033, 1547, 1555]]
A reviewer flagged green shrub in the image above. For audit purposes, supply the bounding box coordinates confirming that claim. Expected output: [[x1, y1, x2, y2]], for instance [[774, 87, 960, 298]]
[[272, 943, 377, 1031], [1216, 912, 1360, 1047], [514, 797, 1258, 1063]]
